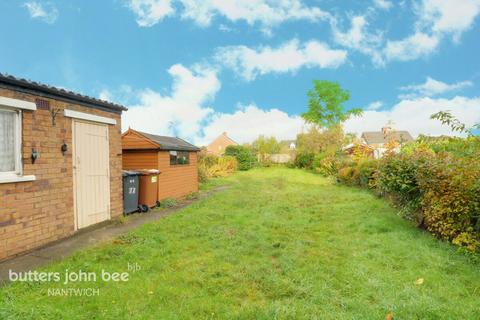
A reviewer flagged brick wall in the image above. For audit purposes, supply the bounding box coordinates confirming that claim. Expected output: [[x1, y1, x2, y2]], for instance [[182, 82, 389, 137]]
[[0, 88, 123, 261], [206, 132, 237, 155]]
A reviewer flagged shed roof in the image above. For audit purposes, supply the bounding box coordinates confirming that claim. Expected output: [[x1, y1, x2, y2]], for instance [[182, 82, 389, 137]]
[[361, 131, 413, 144], [0, 73, 127, 113], [135, 130, 200, 151]]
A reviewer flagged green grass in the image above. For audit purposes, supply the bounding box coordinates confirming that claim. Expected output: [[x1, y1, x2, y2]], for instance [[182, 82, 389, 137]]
[[1, 168, 479, 319]]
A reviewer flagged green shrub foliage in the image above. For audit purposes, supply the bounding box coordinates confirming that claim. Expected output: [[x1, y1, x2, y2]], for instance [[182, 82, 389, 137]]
[[335, 137, 480, 252], [224, 145, 256, 171], [294, 152, 315, 169], [198, 153, 238, 182]]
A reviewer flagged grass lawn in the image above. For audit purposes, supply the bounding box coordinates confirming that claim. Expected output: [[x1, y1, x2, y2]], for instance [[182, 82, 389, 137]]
[[1, 168, 479, 319]]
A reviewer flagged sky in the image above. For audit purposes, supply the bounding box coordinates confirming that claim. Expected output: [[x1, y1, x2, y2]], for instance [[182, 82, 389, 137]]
[[0, 0, 479, 145]]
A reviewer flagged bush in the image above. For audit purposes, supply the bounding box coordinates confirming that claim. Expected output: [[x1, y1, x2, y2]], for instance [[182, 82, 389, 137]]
[[294, 152, 315, 169], [356, 160, 378, 188], [337, 166, 356, 185], [225, 145, 256, 171], [336, 137, 480, 252], [198, 153, 238, 182], [416, 155, 480, 251]]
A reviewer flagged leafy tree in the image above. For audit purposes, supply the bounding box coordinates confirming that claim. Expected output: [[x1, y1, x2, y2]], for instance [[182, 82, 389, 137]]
[[431, 111, 479, 136], [224, 145, 256, 170], [296, 125, 345, 154], [251, 135, 281, 163], [302, 80, 362, 128]]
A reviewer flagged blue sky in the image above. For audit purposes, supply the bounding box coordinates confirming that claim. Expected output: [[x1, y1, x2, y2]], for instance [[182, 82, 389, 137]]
[[0, 0, 479, 144]]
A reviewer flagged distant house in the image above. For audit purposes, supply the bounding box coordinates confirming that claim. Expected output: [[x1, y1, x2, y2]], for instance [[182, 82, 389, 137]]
[[206, 132, 238, 155], [281, 140, 296, 150], [361, 122, 413, 159]]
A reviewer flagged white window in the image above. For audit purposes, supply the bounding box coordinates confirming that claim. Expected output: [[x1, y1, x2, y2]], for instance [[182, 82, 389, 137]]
[[0, 108, 21, 174], [0, 96, 36, 183]]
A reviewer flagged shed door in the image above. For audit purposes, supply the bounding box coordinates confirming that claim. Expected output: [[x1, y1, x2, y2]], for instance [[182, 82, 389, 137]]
[[73, 120, 111, 229]]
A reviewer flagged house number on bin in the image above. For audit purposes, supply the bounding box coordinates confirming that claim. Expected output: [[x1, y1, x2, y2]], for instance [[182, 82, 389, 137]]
[[129, 187, 136, 194], [151, 176, 157, 183]]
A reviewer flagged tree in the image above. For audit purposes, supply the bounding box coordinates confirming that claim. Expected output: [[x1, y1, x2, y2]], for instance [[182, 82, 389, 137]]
[[302, 80, 362, 128], [431, 111, 479, 136], [296, 124, 345, 154], [251, 135, 281, 163]]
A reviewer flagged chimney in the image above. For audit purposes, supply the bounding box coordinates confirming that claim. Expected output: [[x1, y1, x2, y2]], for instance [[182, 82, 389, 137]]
[[382, 120, 395, 137]]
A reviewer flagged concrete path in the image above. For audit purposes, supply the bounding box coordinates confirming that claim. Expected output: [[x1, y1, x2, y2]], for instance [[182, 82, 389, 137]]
[[0, 186, 228, 284]]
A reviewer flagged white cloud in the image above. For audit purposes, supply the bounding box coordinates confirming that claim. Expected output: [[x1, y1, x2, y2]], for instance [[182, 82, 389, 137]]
[[122, 64, 220, 139], [366, 101, 383, 110], [417, 0, 480, 40], [344, 96, 480, 137], [399, 77, 473, 99], [23, 1, 58, 24], [384, 32, 439, 62], [124, 0, 330, 32], [332, 16, 384, 65], [119, 64, 305, 145], [179, 0, 330, 32], [373, 0, 393, 10], [199, 104, 305, 145], [216, 39, 347, 81], [381, 0, 480, 63], [126, 0, 175, 27]]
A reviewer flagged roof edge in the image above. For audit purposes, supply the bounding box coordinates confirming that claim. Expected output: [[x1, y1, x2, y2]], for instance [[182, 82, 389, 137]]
[[0, 74, 127, 114]]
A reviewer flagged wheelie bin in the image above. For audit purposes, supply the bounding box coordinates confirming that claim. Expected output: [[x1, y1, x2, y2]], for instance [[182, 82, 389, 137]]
[[138, 169, 160, 212], [122, 170, 142, 215]]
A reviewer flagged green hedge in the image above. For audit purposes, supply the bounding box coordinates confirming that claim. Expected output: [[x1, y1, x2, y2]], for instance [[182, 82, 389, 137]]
[[336, 138, 480, 252], [224, 145, 256, 171]]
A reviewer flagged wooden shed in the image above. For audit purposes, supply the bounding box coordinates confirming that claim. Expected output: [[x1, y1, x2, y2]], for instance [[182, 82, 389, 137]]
[[122, 129, 200, 200]]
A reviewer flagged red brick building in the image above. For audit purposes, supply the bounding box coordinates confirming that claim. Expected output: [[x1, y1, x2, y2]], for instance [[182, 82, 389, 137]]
[[206, 132, 237, 155], [0, 74, 127, 261]]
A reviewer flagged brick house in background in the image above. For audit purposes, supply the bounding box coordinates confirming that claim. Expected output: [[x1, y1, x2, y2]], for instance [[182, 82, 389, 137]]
[[206, 132, 238, 155], [0, 74, 127, 261], [361, 121, 413, 159]]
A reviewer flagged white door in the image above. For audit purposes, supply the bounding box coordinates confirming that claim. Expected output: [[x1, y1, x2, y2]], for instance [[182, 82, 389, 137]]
[[73, 120, 111, 229]]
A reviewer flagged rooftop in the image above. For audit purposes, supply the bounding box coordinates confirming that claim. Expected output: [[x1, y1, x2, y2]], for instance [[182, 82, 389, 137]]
[[361, 131, 414, 144], [0, 73, 127, 113], [137, 130, 200, 152]]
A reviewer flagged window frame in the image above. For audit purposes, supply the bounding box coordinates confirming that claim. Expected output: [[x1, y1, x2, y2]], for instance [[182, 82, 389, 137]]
[[0, 106, 22, 178], [0, 97, 36, 184], [169, 150, 190, 166]]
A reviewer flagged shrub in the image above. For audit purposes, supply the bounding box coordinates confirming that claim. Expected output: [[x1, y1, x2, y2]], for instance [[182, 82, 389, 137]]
[[225, 145, 256, 171], [294, 152, 315, 169], [198, 153, 238, 182], [375, 153, 428, 213], [336, 137, 480, 252], [337, 166, 356, 185], [356, 160, 378, 188], [416, 155, 480, 251]]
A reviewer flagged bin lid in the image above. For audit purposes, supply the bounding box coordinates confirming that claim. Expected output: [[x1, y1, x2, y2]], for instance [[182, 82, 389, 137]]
[[122, 170, 142, 177], [136, 169, 161, 175]]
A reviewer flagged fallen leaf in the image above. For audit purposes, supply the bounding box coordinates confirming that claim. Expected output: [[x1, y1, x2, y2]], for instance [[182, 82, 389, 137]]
[[385, 312, 393, 320], [415, 278, 424, 285]]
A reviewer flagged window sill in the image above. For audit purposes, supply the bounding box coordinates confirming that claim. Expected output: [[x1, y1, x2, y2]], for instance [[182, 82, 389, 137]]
[[0, 175, 36, 184]]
